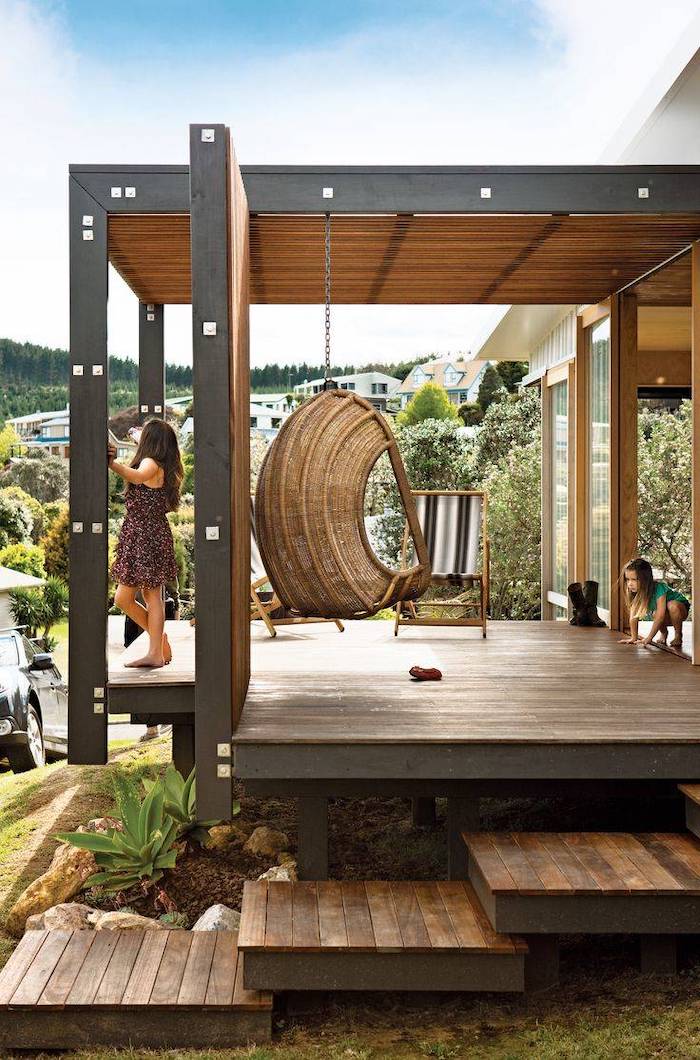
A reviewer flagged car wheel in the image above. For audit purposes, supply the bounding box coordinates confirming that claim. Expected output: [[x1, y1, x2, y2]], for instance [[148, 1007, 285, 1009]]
[[7, 706, 46, 772]]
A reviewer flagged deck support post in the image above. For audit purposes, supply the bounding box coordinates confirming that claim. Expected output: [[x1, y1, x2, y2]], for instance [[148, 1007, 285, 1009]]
[[172, 722, 195, 778], [447, 797, 479, 880], [692, 241, 700, 665], [524, 935, 560, 991], [68, 177, 109, 765], [297, 797, 328, 880], [138, 302, 165, 420], [640, 934, 677, 975], [412, 797, 436, 828]]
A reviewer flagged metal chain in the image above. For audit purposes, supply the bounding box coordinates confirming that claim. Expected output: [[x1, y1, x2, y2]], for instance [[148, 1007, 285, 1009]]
[[324, 212, 332, 383]]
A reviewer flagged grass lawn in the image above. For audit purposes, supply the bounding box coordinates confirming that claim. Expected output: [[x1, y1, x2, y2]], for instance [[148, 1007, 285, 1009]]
[[49, 616, 68, 675], [3, 757, 700, 1058]]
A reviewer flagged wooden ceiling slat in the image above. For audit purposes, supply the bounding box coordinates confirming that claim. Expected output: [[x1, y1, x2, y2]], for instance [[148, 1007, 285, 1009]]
[[107, 213, 700, 305]]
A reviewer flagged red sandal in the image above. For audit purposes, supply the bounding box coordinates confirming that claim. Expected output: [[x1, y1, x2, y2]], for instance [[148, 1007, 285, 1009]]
[[409, 666, 442, 681]]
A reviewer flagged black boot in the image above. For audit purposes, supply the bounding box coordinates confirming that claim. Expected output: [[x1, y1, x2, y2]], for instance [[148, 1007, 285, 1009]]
[[582, 580, 607, 627], [567, 582, 590, 626]]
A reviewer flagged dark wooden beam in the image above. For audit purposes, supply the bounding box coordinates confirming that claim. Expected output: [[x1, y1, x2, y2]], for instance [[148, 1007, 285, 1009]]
[[68, 177, 109, 765], [189, 124, 235, 819], [138, 302, 165, 420]]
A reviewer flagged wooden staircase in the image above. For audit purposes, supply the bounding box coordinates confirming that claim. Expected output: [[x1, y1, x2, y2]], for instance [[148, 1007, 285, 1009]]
[[238, 879, 530, 992]]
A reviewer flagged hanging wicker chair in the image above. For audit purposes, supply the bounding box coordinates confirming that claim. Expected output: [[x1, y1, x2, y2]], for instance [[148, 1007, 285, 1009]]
[[255, 389, 432, 619]]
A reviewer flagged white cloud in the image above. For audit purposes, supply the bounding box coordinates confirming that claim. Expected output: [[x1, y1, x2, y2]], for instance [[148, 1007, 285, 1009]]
[[0, 0, 699, 369]]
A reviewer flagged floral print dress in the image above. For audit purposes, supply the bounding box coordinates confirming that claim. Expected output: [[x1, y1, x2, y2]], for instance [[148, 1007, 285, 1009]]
[[111, 482, 178, 589]]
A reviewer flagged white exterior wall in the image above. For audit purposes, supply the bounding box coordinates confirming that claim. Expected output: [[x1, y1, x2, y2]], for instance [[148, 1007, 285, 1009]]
[[529, 311, 577, 375]]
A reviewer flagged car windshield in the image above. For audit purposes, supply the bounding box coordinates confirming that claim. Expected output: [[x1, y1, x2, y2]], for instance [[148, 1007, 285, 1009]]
[[0, 637, 18, 667]]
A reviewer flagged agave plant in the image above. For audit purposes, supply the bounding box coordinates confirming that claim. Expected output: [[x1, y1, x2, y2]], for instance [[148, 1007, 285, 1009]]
[[56, 772, 180, 893], [143, 765, 227, 846]]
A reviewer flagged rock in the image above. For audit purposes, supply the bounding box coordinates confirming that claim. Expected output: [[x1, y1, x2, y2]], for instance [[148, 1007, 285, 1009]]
[[83, 817, 122, 834], [257, 861, 298, 883], [25, 903, 95, 933], [191, 904, 241, 932], [206, 822, 251, 850], [89, 910, 167, 931], [5, 843, 98, 938], [244, 826, 289, 858], [277, 851, 296, 866]]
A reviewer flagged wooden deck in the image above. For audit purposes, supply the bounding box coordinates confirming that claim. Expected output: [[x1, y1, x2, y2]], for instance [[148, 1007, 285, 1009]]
[[0, 929, 271, 1050], [107, 619, 700, 780]]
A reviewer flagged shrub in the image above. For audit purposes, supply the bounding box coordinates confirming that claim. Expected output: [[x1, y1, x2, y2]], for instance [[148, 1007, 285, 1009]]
[[143, 764, 225, 846], [0, 489, 33, 549], [40, 504, 69, 582], [457, 401, 483, 427], [0, 486, 44, 542], [0, 542, 45, 578], [9, 588, 44, 637], [0, 452, 68, 503], [396, 382, 458, 426]]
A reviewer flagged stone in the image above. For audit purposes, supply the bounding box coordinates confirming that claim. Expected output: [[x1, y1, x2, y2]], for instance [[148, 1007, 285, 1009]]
[[25, 903, 94, 933], [278, 851, 296, 866], [257, 861, 298, 883], [83, 816, 122, 834], [206, 822, 251, 850], [89, 909, 167, 931], [244, 826, 289, 858], [191, 904, 242, 932], [5, 843, 98, 938]]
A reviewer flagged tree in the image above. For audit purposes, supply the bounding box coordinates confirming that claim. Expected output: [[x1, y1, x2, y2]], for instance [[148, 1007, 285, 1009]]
[[457, 402, 484, 427], [0, 452, 68, 503], [469, 387, 541, 479], [0, 490, 33, 549], [0, 542, 46, 578], [496, 361, 528, 392], [41, 504, 69, 583], [477, 364, 507, 411], [638, 400, 691, 597], [0, 423, 22, 465], [8, 589, 45, 638], [396, 382, 458, 427], [39, 577, 69, 640]]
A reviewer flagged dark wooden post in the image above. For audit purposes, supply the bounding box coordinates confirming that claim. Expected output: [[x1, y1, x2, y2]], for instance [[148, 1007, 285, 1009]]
[[190, 124, 233, 819], [67, 178, 109, 764], [447, 798, 479, 879], [138, 302, 165, 420]]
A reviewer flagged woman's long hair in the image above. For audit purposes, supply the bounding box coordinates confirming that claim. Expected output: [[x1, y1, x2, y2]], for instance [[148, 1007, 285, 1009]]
[[621, 557, 654, 620], [130, 418, 183, 512]]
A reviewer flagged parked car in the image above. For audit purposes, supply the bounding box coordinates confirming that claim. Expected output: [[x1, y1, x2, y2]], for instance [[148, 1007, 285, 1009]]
[[0, 628, 67, 772]]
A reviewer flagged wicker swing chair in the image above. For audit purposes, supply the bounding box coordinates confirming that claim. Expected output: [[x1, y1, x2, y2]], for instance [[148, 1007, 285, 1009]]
[[255, 388, 432, 619]]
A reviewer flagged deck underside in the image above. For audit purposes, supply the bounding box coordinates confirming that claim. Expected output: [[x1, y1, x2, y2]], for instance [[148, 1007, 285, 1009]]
[[108, 620, 700, 783]]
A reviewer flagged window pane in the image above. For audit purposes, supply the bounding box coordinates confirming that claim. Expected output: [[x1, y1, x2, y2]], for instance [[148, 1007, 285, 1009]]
[[588, 318, 610, 611], [551, 380, 568, 596]]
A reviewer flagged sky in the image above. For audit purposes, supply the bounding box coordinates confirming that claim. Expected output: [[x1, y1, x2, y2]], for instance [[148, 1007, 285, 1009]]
[[1, 0, 700, 371]]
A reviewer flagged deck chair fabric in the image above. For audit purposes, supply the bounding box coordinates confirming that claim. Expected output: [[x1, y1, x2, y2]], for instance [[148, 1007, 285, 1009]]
[[249, 496, 344, 637], [395, 490, 489, 638], [414, 493, 482, 584]]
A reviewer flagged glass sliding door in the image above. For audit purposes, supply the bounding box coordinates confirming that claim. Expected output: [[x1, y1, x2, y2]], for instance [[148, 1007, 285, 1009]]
[[551, 379, 569, 603], [588, 317, 611, 613]]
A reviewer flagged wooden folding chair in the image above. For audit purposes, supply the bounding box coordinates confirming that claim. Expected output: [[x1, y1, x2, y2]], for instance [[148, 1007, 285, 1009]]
[[394, 490, 489, 638], [250, 498, 344, 637]]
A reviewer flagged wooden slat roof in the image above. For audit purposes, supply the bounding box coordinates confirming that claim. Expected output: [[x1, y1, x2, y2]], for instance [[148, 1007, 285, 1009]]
[[108, 212, 700, 305]]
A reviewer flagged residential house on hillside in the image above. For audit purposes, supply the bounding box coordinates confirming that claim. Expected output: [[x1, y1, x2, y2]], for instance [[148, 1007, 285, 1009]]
[[7, 406, 70, 441], [250, 394, 294, 414], [398, 358, 487, 409], [9, 412, 135, 463], [294, 371, 400, 412]]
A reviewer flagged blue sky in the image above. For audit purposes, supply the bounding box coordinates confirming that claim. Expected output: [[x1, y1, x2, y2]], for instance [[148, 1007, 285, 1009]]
[[1, 0, 699, 366]]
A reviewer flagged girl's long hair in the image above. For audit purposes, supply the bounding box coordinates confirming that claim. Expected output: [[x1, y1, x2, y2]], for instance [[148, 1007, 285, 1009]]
[[130, 418, 183, 512], [621, 557, 654, 620]]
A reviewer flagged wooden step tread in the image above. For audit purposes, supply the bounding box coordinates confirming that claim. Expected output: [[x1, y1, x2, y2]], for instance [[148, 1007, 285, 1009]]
[[0, 929, 271, 1011], [239, 879, 526, 954], [678, 783, 700, 804], [463, 832, 700, 896]]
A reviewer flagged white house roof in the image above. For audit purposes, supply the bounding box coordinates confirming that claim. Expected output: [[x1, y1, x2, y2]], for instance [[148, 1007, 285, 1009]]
[[471, 306, 575, 362], [8, 407, 69, 427], [0, 566, 44, 592], [295, 371, 401, 391], [250, 402, 286, 418], [42, 416, 70, 428]]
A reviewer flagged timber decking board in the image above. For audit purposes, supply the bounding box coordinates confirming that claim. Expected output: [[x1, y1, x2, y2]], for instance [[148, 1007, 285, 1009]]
[[239, 880, 524, 956], [0, 930, 271, 1013], [465, 832, 700, 896], [108, 621, 700, 749]]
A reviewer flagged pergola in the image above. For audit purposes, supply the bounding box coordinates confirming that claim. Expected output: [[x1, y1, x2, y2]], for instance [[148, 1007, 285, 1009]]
[[69, 125, 700, 819]]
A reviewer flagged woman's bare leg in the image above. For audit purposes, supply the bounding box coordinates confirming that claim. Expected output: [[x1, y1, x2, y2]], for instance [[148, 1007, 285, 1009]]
[[668, 601, 687, 648], [114, 584, 171, 663], [126, 586, 165, 668]]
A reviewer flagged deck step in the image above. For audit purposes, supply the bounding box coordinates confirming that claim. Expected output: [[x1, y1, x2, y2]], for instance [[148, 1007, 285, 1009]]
[[238, 879, 529, 993], [678, 784, 700, 839], [464, 830, 700, 937], [0, 929, 271, 1051]]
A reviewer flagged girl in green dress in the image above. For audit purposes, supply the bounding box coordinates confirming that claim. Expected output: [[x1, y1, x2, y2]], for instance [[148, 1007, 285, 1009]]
[[620, 557, 690, 649]]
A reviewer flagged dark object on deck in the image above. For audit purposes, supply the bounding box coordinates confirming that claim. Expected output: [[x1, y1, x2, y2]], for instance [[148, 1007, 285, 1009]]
[[409, 665, 443, 681], [568, 580, 606, 627]]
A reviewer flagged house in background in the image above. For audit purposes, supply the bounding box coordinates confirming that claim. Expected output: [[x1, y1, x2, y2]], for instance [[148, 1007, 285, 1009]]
[[397, 357, 487, 410], [249, 401, 289, 438], [294, 371, 401, 412], [7, 406, 70, 444], [251, 393, 294, 414], [0, 566, 44, 630]]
